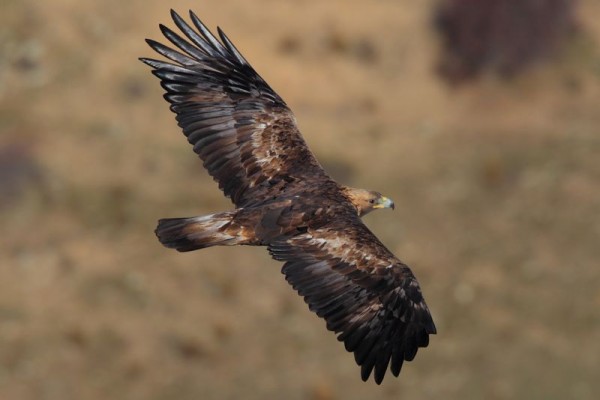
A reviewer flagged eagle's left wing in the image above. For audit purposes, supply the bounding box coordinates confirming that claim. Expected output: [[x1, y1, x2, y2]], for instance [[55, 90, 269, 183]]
[[140, 10, 331, 208], [268, 217, 436, 384]]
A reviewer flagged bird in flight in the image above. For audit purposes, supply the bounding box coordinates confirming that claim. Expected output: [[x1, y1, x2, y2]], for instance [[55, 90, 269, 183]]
[[141, 10, 436, 384]]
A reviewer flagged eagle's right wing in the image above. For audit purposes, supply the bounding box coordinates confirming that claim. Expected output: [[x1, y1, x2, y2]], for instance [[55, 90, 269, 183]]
[[268, 216, 436, 384], [141, 10, 329, 207]]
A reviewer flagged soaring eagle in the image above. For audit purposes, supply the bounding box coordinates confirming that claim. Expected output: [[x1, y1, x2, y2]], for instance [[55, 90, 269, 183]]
[[141, 10, 436, 384]]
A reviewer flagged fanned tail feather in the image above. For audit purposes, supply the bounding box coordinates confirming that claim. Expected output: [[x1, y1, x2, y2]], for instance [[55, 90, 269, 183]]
[[156, 212, 242, 252]]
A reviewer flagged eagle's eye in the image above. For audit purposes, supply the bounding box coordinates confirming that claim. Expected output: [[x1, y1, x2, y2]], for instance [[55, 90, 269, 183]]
[[369, 199, 375, 204]]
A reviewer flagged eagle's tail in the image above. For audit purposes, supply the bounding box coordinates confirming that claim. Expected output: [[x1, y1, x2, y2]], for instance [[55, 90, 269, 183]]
[[156, 211, 247, 252]]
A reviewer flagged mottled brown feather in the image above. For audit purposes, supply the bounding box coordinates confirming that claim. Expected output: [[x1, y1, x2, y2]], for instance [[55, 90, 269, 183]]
[[141, 10, 329, 207], [268, 212, 436, 384]]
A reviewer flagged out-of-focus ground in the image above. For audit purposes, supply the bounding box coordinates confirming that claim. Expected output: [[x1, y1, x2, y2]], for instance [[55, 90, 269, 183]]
[[1, 0, 599, 399]]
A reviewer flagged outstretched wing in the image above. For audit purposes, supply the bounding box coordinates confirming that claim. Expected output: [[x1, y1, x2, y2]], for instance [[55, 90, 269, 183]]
[[269, 216, 436, 384], [141, 10, 329, 207]]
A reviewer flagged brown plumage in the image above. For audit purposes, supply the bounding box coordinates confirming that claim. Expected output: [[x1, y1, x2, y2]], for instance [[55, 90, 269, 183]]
[[141, 10, 436, 384]]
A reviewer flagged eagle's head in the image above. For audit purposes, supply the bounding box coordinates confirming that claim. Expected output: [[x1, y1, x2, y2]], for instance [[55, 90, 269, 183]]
[[343, 187, 395, 217]]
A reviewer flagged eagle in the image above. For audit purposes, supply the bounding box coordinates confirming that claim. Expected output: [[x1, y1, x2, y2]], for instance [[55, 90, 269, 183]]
[[141, 10, 436, 384]]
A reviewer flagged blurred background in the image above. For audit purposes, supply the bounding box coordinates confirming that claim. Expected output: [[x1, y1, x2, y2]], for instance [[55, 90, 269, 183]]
[[1, 0, 599, 399]]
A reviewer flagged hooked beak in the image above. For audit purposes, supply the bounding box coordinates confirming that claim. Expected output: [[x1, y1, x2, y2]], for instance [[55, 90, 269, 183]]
[[374, 196, 395, 210]]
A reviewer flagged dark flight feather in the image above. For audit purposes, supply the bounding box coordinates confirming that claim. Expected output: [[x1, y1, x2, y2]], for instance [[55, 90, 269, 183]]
[[141, 10, 329, 207], [269, 214, 436, 384]]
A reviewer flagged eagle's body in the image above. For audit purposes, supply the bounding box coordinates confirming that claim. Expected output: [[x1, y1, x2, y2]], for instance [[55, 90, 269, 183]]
[[142, 10, 436, 384]]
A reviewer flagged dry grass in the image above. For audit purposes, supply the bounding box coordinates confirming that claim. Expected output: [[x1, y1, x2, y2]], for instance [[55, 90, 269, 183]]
[[1, 0, 599, 399]]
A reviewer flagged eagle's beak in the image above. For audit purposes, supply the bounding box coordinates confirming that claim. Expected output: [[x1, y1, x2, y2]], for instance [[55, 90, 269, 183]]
[[374, 196, 395, 210]]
